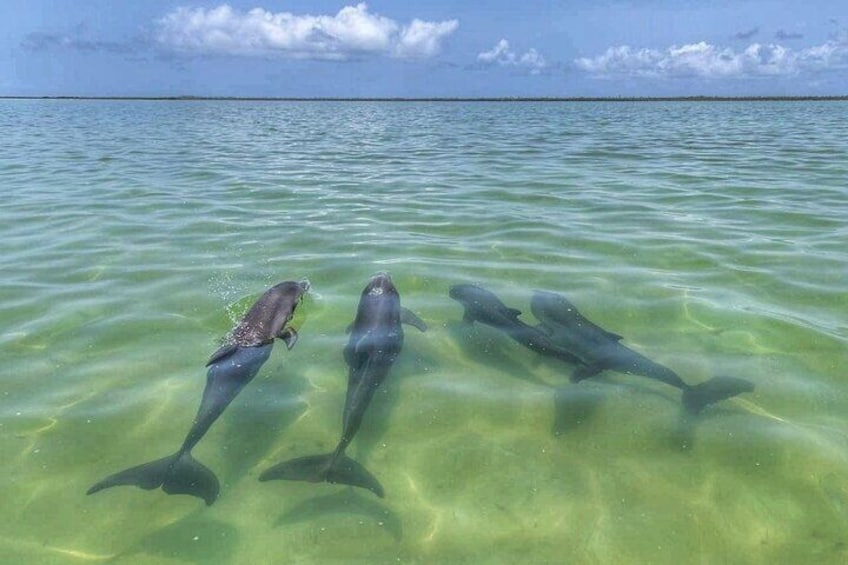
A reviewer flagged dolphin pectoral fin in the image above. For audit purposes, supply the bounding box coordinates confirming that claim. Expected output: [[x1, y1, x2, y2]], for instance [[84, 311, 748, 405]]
[[87, 452, 219, 505], [279, 327, 298, 350], [572, 364, 603, 382], [206, 344, 239, 366], [401, 308, 427, 332], [260, 453, 384, 498], [682, 376, 755, 414]]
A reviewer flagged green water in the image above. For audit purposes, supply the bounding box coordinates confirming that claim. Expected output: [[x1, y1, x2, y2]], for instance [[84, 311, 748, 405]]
[[1, 100, 847, 563]]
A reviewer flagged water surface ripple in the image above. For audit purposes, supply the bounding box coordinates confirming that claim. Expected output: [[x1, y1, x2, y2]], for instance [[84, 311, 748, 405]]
[[1, 100, 847, 563]]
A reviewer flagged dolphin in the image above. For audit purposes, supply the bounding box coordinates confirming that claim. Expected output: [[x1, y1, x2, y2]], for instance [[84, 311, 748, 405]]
[[87, 279, 310, 505], [530, 290, 754, 414], [448, 284, 582, 366], [260, 273, 426, 497]]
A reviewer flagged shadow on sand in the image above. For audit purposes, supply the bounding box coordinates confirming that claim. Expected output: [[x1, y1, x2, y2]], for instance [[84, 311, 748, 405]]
[[118, 513, 238, 564], [219, 360, 310, 483], [275, 488, 403, 541], [446, 321, 552, 388]]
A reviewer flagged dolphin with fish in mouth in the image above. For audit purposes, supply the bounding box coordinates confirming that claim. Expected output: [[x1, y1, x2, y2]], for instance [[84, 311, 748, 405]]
[[260, 272, 426, 497], [87, 279, 310, 505], [530, 290, 754, 413]]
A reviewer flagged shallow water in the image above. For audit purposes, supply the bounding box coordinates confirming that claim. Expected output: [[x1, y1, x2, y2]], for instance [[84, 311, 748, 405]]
[[1, 99, 847, 563]]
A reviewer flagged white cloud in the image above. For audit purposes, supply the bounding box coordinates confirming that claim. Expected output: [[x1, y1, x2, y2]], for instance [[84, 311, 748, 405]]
[[575, 34, 848, 78], [478, 39, 547, 73], [156, 3, 458, 60], [396, 19, 459, 58]]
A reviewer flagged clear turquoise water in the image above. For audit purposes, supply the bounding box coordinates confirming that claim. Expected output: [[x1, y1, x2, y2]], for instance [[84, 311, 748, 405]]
[[1, 100, 847, 564]]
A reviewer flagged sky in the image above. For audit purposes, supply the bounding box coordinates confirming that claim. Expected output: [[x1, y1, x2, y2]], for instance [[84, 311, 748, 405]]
[[3, 1, 848, 97]]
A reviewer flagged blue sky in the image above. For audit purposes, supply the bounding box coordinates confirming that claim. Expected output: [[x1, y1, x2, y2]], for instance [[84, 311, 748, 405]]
[[3, 1, 848, 97]]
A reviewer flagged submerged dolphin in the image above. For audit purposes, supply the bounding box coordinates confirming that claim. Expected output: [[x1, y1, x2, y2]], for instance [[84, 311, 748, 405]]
[[87, 279, 310, 505], [260, 273, 426, 497], [530, 290, 754, 414], [448, 284, 582, 366]]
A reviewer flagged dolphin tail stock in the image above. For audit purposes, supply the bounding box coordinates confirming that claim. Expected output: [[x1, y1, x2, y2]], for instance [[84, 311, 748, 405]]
[[682, 376, 755, 414], [259, 452, 385, 498], [86, 450, 220, 506]]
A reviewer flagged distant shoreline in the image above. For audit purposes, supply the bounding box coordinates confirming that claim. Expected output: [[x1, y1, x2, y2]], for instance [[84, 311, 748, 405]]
[[1, 95, 847, 102]]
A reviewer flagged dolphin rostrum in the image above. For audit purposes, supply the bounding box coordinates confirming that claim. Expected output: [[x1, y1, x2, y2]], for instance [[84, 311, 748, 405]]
[[448, 284, 582, 366], [530, 290, 754, 414], [259, 273, 426, 497], [87, 279, 310, 505]]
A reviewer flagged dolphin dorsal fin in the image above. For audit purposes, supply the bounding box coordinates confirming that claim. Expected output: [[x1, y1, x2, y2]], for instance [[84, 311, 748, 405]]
[[603, 329, 624, 342], [206, 343, 239, 366]]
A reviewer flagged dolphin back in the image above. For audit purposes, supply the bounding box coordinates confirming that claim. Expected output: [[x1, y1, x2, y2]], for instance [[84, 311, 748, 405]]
[[531, 290, 624, 343], [259, 453, 384, 498], [87, 451, 219, 505]]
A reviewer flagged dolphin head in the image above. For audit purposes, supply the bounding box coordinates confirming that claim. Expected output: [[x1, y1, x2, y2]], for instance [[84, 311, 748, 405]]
[[234, 280, 310, 344], [448, 284, 476, 302], [271, 279, 310, 304], [365, 272, 395, 297], [347, 273, 402, 338], [449, 284, 496, 306], [530, 290, 579, 324], [449, 284, 520, 326]]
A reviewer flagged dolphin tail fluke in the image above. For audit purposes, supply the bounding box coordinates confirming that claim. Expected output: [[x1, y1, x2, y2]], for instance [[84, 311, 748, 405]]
[[259, 453, 384, 498], [325, 454, 384, 497], [86, 451, 219, 505], [160, 452, 220, 505], [682, 376, 755, 414], [87, 454, 178, 494]]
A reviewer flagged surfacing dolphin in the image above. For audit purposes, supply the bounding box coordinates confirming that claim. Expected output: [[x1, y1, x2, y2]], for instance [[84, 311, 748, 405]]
[[530, 290, 754, 414], [87, 279, 310, 505], [448, 284, 582, 366], [260, 272, 426, 497]]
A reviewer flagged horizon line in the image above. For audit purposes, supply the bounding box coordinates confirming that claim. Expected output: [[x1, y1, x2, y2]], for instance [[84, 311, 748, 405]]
[[2, 95, 848, 102]]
